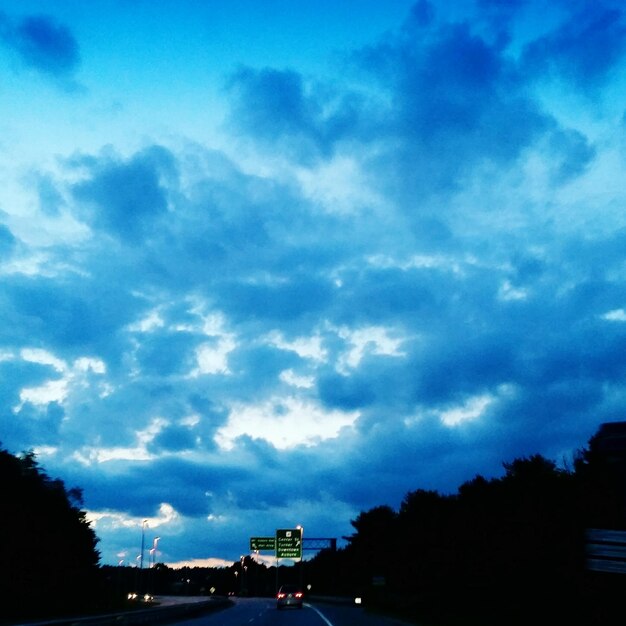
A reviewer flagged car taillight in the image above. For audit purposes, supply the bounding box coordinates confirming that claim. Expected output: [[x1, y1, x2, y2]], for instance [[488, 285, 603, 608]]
[[277, 593, 286, 599], [295, 592, 303, 598]]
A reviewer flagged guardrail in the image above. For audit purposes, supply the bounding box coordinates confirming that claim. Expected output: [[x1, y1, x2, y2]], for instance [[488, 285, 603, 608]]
[[12, 596, 233, 626]]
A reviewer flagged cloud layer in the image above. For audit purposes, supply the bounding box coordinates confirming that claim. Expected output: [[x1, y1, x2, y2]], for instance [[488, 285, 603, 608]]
[[1, 0, 626, 564]]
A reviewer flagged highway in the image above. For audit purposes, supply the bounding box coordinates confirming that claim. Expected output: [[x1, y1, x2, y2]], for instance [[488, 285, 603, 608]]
[[167, 596, 412, 626]]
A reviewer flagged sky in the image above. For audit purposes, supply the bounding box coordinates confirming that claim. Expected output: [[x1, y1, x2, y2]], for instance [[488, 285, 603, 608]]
[[1, 0, 626, 568]]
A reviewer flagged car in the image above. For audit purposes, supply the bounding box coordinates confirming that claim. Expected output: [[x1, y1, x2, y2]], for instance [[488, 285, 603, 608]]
[[127, 592, 154, 604], [276, 584, 304, 609]]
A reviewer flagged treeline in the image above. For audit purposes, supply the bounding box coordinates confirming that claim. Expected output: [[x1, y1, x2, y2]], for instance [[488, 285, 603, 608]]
[[0, 447, 105, 621], [109, 427, 626, 626], [2, 424, 626, 624], [303, 432, 626, 625]]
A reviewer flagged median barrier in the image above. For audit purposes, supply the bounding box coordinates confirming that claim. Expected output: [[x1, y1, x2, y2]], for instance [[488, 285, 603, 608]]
[[12, 596, 234, 626]]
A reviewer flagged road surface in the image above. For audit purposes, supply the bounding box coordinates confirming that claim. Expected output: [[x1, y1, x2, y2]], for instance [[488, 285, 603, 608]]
[[166, 596, 413, 626]]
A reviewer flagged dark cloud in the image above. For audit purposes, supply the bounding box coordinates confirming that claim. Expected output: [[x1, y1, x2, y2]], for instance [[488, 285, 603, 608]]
[[227, 344, 301, 398], [0, 13, 80, 80], [0, 357, 56, 393], [134, 330, 202, 377], [332, 265, 448, 325], [521, 5, 626, 89], [225, 66, 361, 163], [318, 372, 377, 410], [148, 425, 197, 453], [223, 0, 605, 205], [407, 0, 436, 29], [355, 15, 553, 198], [11, 401, 65, 445], [0, 354, 68, 453], [546, 128, 596, 184], [34, 174, 64, 216], [217, 274, 334, 324], [3, 274, 140, 352], [1, 0, 625, 566], [71, 146, 177, 244], [66, 457, 253, 518], [0, 224, 17, 255]]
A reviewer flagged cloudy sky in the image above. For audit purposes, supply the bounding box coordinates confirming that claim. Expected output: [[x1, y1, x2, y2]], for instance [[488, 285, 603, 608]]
[[2, 0, 626, 567]]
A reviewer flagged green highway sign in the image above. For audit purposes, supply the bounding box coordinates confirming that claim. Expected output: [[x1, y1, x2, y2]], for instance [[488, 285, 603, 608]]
[[276, 528, 302, 559], [250, 536, 276, 551]]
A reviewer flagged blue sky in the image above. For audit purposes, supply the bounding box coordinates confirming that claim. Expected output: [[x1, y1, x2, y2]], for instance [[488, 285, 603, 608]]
[[1, 0, 626, 567]]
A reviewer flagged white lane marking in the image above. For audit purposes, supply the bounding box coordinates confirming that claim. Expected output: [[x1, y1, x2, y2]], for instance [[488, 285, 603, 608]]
[[304, 603, 335, 626]]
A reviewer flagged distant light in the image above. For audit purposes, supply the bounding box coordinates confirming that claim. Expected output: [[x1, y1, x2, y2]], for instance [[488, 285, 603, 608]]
[[354, 597, 362, 605]]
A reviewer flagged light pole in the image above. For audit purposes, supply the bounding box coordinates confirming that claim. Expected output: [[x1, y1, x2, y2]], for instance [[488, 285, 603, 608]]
[[240, 556, 245, 594], [149, 537, 160, 595], [297, 525, 304, 591], [139, 520, 148, 569], [134, 554, 141, 591], [150, 537, 160, 567]]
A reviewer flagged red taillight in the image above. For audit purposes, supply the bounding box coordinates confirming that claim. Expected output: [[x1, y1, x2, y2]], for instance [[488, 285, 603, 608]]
[[295, 592, 303, 598], [277, 593, 286, 599]]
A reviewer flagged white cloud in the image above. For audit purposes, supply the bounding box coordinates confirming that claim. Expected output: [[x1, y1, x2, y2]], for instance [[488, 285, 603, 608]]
[[165, 557, 233, 568], [17, 378, 69, 407], [13, 351, 107, 411], [335, 325, 406, 372], [215, 396, 358, 450], [193, 336, 236, 375], [498, 280, 528, 301], [602, 309, 626, 322], [71, 417, 167, 464], [71, 446, 154, 464], [296, 155, 386, 215], [74, 357, 106, 374], [440, 394, 494, 427], [87, 503, 180, 533], [279, 369, 315, 388], [265, 331, 327, 361], [367, 253, 463, 274], [0, 0, 624, 568], [128, 309, 165, 332], [21, 347, 67, 372]]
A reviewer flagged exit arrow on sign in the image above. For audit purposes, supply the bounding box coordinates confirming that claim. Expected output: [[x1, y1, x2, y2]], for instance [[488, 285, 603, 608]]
[[250, 536, 276, 551], [276, 528, 302, 559]]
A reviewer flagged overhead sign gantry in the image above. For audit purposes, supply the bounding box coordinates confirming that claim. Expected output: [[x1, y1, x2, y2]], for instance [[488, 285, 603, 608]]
[[249, 529, 336, 556]]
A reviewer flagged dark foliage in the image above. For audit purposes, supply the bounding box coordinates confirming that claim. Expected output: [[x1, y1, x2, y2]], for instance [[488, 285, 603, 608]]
[[3, 423, 626, 625], [303, 437, 626, 626], [0, 447, 102, 620]]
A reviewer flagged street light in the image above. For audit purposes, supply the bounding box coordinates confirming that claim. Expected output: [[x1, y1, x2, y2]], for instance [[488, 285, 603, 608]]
[[296, 524, 304, 555], [140, 520, 148, 569], [297, 525, 304, 590], [150, 537, 160, 567]]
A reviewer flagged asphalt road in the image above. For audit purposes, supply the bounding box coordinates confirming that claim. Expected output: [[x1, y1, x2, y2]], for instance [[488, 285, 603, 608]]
[[167, 596, 413, 626]]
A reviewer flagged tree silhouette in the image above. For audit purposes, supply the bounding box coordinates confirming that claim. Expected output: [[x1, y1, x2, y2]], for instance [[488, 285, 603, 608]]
[[308, 446, 619, 625], [0, 446, 101, 619]]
